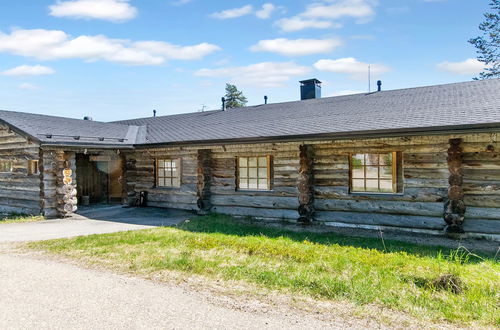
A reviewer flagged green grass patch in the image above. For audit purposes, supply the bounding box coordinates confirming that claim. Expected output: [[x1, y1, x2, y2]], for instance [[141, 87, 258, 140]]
[[26, 214, 499, 326], [0, 213, 44, 224]]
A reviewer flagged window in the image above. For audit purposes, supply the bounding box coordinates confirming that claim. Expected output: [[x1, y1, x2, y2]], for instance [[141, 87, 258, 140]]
[[350, 152, 398, 193], [237, 156, 271, 190], [156, 158, 181, 187], [0, 161, 13, 173], [28, 160, 39, 175]]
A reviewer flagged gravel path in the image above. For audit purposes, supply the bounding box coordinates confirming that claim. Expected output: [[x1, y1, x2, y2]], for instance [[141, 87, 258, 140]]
[[0, 249, 369, 330]]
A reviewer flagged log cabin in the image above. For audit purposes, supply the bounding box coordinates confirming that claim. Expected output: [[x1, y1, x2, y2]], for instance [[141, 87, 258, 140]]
[[1, 78, 499, 240]]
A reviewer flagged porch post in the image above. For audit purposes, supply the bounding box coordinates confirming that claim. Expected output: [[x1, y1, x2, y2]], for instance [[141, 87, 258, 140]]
[[196, 149, 212, 215], [297, 145, 315, 224], [444, 138, 466, 236], [55, 150, 78, 217]]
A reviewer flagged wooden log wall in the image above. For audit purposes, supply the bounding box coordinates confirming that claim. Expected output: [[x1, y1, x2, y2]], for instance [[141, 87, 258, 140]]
[[0, 124, 41, 215], [125, 148, 198, 210], [444, 138, 465, 234], [196, 149, 212, 214], [121, 131, 500, 237], [41, 149, 78, 218], [297, 145, 315, 223]]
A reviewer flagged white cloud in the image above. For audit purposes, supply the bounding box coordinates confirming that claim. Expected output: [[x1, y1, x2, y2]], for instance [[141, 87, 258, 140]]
[[2, 65, 55, 76], [133, 41, 221, 60], [210, 5, 253, 19], [275, 17, 335, 32], [250, 38, 342, 57], [314, 57, 390, 79], [436, 58, 486, 75], [49, 0, 137, 22], [276, 0, 376, 32], [256, 3, 276, 19], [18, 83, 41, 90], [0, 29, 220, 66], [195, 61, 311, 87], [302, 0, 375, 21]]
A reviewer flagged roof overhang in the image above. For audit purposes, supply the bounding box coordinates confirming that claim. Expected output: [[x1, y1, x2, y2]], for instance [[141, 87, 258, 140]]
[[132, 122, 500, 149]]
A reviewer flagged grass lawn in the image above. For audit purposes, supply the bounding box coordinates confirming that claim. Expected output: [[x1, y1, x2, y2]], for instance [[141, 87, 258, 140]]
[[0, 213, 44, 224], [27, 214, 499, 327]]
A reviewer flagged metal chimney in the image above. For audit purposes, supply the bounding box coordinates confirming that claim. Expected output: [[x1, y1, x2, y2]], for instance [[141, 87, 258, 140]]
[[264, 95, 268, 104], [83, 116, 93, 121], [221, 97, 226, 111], [300, 79, 322, 100], [377, 80, 382, 92]]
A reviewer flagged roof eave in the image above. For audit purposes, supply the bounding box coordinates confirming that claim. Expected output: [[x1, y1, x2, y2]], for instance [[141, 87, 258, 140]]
[[133, 123, 500, 149]]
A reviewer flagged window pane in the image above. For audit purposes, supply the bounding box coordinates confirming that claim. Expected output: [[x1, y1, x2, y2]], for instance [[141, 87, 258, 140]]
[[239, 179, 248, 189], [165, 161, 172, 170], [352, 154, 365, 166], [172, 177, 180, 187], [366, 179, 379, 192], [248, 157, 257, 167], [365, 166, 379, 179], [157, 178, 165, 187], [380, 153, 393, 166], [248, 179, 258, 189], [239, 157, 247, 167], [380, 166, 392, 179], [158, 168, 165, 177], [258, 168, 267, 178], [239, 168, 248, 179], [366, 154, 378, 166], [258, 157, 267, 167], [352, 179, 365, 191], [258, 179, 268, 190], [171, 159, 178, 169], [171, 167, 178, 178], [379, 180, 394, 193], [352, 167, 364, 179], [248, 167, 257, 178]]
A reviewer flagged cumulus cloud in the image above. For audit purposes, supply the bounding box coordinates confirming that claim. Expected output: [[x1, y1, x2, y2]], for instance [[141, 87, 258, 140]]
[[250, 38, 342, 56], [0, 29, 220, 66], [256, 3, 276, 19], [18, 83, 41, 90], [2, 65, 55, 76], [49, 0, 137, 22], [276, 0, 376, 32], [314, 57, 390, 80], [436, 58, 486, 75], [195, 61, 311, 87], [275, 17, 335, 32], [210, 5, 253, 19], [211, 3, 278, 20]]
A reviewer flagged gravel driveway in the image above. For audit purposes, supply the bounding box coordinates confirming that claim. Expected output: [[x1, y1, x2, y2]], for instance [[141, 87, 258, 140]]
[[0, 250, 353, 330]]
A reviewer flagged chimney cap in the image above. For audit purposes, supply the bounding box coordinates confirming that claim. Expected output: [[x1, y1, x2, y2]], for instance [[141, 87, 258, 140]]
[[300, 78, 322, 85]]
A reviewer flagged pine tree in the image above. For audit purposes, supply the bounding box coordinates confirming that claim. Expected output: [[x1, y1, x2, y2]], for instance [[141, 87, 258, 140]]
[[224, 83, 248, 109], [469, 0, 500, 79]]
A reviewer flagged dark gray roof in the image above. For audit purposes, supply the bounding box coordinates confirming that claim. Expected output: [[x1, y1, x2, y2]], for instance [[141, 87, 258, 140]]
[[1, 79, 499, 147], [114, 78, 500, 145], [0, 110, 145, 147]]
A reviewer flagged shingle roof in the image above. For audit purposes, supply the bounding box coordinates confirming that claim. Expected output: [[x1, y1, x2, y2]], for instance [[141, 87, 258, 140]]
[[114, 78, 500, 145], [0, 110, 144, 146], [1, 79, 499, 147]]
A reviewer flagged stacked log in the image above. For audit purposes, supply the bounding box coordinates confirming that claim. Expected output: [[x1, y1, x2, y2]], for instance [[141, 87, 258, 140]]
[[196, 149, 212, 214], [298, 145, 315, 223], [55, 151, 77, 217], [444, 138, 465, 235]]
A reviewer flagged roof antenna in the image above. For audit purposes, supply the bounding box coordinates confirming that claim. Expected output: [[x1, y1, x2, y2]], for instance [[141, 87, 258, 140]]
[[368, 64, 371, 93], [221, 97, 226, 111], [264, 95, 268, 104], [153, 109, 156, 117]]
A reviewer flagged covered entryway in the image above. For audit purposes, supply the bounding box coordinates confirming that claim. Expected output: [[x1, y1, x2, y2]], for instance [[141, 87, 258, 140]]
[[76, 153, 123, 205]]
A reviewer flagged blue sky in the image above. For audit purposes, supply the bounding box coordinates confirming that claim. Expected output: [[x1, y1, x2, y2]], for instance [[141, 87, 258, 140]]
[[0, 0, 490, 121]]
